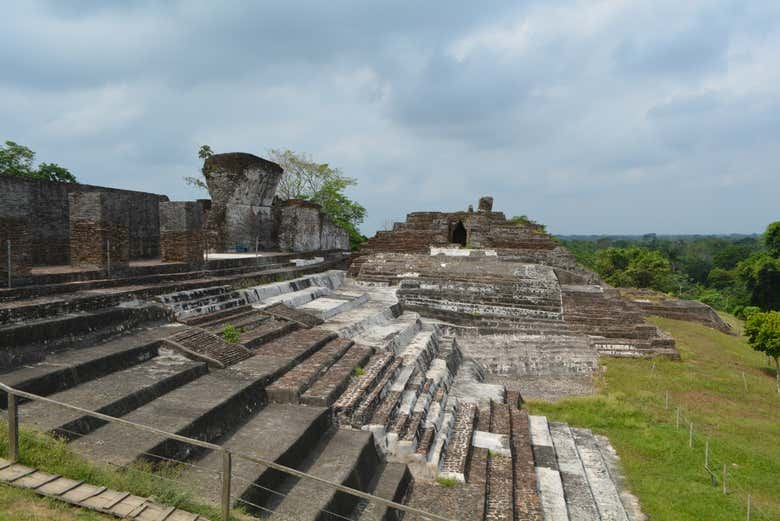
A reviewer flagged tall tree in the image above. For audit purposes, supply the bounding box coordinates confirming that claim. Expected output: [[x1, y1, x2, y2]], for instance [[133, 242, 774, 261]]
[[745, 311, 780, 394], [268, 149, 366, 249], [0, 141, 77, 183], [765, 221, 780, 258]]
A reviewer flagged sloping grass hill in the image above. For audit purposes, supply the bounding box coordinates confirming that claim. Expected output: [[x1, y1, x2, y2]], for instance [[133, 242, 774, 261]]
[[528, 315, 780, 521]]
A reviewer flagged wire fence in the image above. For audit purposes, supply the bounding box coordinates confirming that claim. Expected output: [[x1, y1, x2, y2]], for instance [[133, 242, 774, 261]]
[[645, 360, 776, 521], [0, 383, 447, 521]]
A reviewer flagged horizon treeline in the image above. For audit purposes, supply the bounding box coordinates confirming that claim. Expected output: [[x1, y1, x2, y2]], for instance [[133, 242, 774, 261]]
[[559, 222, 780, 316]]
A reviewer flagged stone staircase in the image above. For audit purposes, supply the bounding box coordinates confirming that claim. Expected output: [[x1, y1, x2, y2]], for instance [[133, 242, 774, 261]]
[[0, 267, 645, 521]]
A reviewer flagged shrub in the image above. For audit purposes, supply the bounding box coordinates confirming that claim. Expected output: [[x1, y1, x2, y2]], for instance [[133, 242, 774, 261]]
[[221, 324, 241, 343], [435, 476, 458, 488], [353, 367, 366, 377]]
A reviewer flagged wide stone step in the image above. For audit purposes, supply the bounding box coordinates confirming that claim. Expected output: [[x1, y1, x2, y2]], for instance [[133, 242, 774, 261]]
[[241, 318, 298, 349], [68, 335, 333, 467], [261, 302, 324, 328], [549, 423, 600, 521], [267, 429, 381, 521], [0, 326, 171, 408], [18, 352, 207, 439], [529, 415, 569, 521], [267, 338, 354, 403], [0, 304, 170, 372], [355, 462, 413, 521], [181, 403, 330, 505], [298, 292, 370, 320], [571, 427, 630, 521], [351, 312, 421, 353], [300, 344, 373, 407]]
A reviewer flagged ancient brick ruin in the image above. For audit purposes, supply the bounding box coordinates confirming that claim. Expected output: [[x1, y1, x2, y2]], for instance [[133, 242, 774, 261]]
[[0, 188, 710, 520], [0, 152, 348, 288]]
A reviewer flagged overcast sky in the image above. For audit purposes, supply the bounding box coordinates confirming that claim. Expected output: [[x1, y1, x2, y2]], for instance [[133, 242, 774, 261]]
[[2, 1, 778, 235]]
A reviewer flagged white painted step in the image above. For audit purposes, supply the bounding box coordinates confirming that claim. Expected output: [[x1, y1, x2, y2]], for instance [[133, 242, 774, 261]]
[[571, 427, 630, 521], [529, 415, 570, 521], [549, 422, 600, 521]]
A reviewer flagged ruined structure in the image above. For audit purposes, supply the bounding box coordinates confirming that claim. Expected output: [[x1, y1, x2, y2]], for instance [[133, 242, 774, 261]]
[[0, 152, 349, 288], [0, 191, 681, 521], [202, 152, 349, 253]]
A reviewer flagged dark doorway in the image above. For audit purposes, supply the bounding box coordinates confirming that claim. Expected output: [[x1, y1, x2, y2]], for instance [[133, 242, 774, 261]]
[[451, 221, 467, 246]]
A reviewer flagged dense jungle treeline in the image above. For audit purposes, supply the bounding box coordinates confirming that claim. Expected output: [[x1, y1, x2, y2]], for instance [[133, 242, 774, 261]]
[[558, 222, 780, 317]]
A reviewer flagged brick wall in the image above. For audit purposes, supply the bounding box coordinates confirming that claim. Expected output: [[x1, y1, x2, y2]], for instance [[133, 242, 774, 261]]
[[159, 201, 204, 265], [0, 176, 166, 266], [68, 191, 130, 269]]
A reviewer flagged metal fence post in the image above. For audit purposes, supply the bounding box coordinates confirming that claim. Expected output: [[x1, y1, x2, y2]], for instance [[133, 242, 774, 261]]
[[723, 464, 727, 494], [665, 390, 669, 409], [6, 240, 11, 289], [7, 391, 19, 463], [676, 407, 680, 429], [221, 450, 232, 521], [705, 440, 709, 467], [747, 494, 751, 521], [106, 240, 111, 277]]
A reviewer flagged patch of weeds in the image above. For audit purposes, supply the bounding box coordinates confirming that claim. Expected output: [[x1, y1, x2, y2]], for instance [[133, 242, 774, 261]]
[[221, 324, 241, 343], [353, 366, 366, 377], [435, 476, 459, 488]]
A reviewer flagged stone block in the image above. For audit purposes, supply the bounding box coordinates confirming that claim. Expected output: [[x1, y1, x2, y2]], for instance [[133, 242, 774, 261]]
[[0, 181, 33, 282], [202, 152, 282, 251], [159, 201, 204, 265], [68, 191, 130, 270]]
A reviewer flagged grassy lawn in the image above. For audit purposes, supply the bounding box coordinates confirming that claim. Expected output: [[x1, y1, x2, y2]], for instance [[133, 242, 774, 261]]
[[527, 315, 780, 521]]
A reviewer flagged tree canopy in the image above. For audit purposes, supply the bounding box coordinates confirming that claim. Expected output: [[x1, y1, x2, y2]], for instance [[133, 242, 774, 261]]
[[268, 149, 366, 249], [594, 246, 673, 291], [744, 310, 780, 393], [0, 141, 77, 183]]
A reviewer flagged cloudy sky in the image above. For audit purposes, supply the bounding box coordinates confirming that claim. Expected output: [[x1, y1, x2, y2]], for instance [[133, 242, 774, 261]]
[[2, 1, 779, 235]]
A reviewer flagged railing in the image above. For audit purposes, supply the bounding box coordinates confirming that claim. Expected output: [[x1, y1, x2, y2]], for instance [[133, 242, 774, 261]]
[[0, 382, 451, 521]]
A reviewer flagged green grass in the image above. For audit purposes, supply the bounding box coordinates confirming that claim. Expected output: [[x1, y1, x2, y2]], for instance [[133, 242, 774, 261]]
[[526, 315, 780, 521], [435, 476, 459, 488], [0, 485, 113, 520], [0, 425, 252, 521], [353, 366, 366, 377]]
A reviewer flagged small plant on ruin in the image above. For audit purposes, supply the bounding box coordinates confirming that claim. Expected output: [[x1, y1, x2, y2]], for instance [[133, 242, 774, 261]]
[[353, 366, 366, 377], [435, 476, 458, 488], [222, 324, 241, 343]]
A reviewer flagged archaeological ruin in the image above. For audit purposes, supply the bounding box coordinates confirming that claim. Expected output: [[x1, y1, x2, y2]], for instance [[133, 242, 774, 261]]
[[0, 156, 726, 520]]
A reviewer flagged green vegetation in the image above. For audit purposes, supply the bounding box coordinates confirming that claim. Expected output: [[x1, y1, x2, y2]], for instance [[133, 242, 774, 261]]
[[560, 222, 780, 315], [269, 149, 367, 250], [0, 141, 77, 183], [353, 366, 366, 377], [435, 476, 458, 488], [0, 485, 112, 520], [0, 424, 244, 520], [745, 310, 780, 393], [509, 215, 547, 234], [221, 324, 241, 343], [526, 316, 780, 521]]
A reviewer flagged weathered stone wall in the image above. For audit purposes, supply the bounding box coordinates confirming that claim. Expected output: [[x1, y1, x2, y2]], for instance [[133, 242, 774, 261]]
[[0, 176, 165, 266], [69, 191, 130, 269], [202, 152, 283, 251], [274, 200, 349, 252], [0, 180, 33, 282], [159, 201, 205, 265]]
